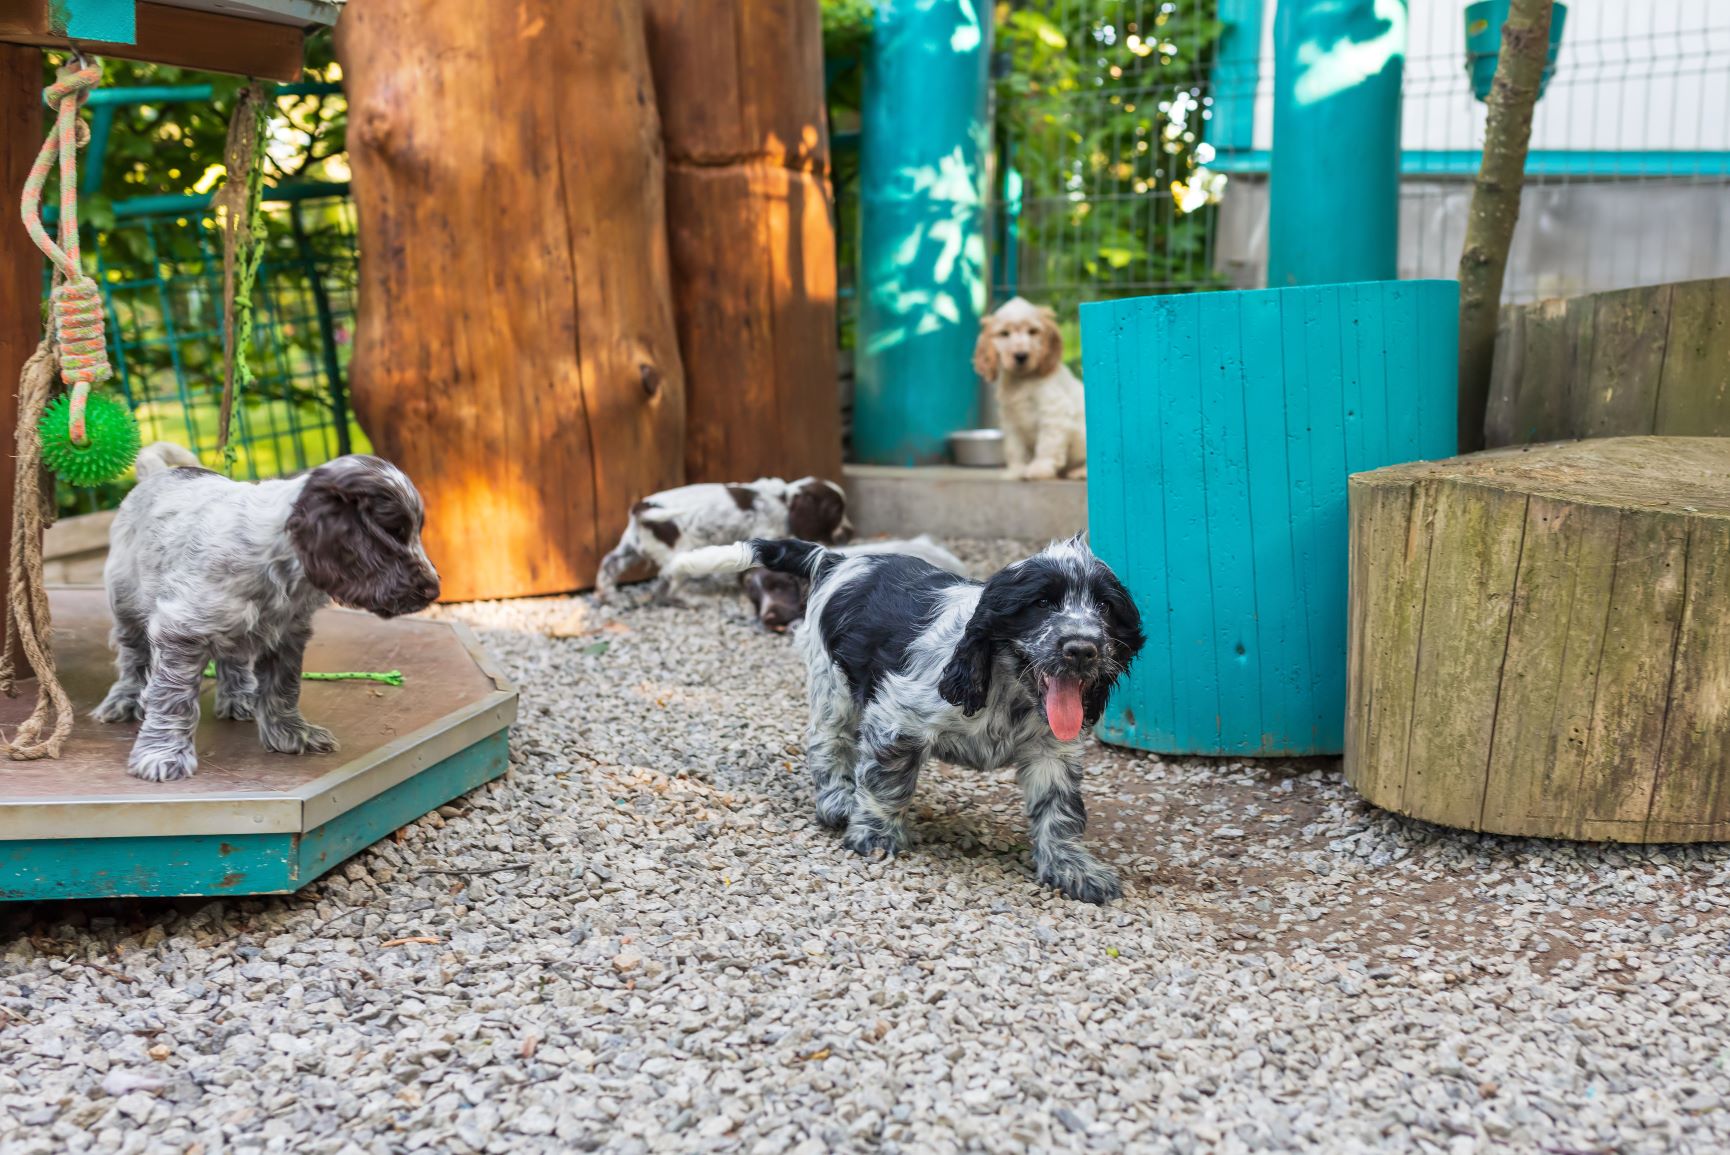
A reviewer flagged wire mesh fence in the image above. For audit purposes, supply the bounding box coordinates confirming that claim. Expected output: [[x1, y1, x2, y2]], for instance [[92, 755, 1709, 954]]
[[990, 0, 1230, 334], [1400, 0, 1730, 302], [55, 193, 366, 515]]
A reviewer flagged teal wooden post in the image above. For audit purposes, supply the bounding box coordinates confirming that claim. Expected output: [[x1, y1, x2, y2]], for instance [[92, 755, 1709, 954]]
[[1209, 0, 1264, 153], [1268, 0, 1406, 286], [852, 0, 991, 465], [1080, 280, 1457, 757]]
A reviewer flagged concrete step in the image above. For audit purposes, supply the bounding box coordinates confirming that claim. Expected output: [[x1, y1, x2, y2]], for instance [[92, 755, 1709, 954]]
[[843, 465, 1087, 542]]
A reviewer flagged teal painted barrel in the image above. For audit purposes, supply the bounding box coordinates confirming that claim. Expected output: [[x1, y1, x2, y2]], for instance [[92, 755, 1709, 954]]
[[1079, 280, 1459, 756]]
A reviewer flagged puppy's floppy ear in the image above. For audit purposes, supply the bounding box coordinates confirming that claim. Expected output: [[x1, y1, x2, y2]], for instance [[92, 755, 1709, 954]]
[[1033, 307, 1065, 377], [939, 563, 1045, 715], [972, 314, 1000, 382], [787, 479, 848, 544]]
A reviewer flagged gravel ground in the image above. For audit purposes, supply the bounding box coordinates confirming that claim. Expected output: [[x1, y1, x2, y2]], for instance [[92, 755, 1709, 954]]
[[3, 537, 1730, 1155]]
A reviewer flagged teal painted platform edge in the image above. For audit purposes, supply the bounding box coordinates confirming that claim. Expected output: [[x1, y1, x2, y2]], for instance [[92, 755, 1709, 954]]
[[1080, 280, 1459, 758], [0, 729, 509, 902], [1212, 149, 1730, 179], [54, 0, 138, 45]]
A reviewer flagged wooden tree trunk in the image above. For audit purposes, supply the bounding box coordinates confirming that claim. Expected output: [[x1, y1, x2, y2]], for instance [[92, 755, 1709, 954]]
[[643, 0, 843, 485], [1457, 0, 1553, 454], [1, 45, 42, 676], [1347, 437, 1730, 842], [335, 0, 686, 601]]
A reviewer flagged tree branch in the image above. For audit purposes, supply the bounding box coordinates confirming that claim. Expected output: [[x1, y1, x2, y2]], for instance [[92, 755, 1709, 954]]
[[1456, 0, 1553, 453]]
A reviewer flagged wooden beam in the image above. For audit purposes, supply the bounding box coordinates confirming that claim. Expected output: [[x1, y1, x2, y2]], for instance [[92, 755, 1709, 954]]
[[0, 0, 305, 81], [1, 43, 42, 678]]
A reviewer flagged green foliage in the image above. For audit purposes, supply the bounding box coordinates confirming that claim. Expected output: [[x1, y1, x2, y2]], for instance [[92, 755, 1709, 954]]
[[822, 0, 875, 61], [993, 1, 1228, 317], [31, 32, 361, 516], [43, 32, 346, 236], [822, 0, 873, 351]]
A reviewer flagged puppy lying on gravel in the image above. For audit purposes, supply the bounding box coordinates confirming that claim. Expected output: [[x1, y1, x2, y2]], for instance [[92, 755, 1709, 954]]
[[596, 477, 852, 603], [671, 534, 1144, 902], [743, 535, 967, 633]]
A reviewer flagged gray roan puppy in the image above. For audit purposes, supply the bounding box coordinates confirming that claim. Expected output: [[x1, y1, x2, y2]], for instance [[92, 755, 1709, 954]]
[[96, 443, 441, 783]]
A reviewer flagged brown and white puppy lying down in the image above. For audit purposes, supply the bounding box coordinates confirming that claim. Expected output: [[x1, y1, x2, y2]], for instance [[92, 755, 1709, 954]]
[[744, 535, 967, 633], [595, 477, 852, 603]]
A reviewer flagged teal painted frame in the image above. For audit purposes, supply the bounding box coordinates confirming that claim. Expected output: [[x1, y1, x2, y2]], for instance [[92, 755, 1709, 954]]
[[0, 729, 510, 902], [1080, 280, 1458, 757], [52, 0, 138, 45]]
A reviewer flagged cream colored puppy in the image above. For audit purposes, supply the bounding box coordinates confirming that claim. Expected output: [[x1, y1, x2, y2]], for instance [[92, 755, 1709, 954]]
[[972, 297, 1086, 480]]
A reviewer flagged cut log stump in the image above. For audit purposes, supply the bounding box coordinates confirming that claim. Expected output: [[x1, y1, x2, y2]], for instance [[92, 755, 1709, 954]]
[[1346, 436, 1730, 842]]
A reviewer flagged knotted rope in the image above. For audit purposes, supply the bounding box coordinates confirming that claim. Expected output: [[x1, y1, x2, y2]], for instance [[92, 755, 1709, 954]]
[[3, 61, 107, 760], [20, 63, 112, 444]]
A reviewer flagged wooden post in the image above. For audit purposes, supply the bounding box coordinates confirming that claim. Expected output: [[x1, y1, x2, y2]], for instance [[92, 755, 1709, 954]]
[[2, 44, 43, 677], [1346, 437, 1730, 842], [336, 0, 687, 601], [642, 0, 842, 485]]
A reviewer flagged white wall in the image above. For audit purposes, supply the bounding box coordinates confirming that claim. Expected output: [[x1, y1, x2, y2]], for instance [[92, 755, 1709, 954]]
[[1249, 0, 1730, 154]]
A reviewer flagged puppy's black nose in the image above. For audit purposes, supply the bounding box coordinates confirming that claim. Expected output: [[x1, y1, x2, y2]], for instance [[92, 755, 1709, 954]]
[[1062, 638, 1099, 665], [419, 576, 441, 602], [1013, 351, 1030, 364]]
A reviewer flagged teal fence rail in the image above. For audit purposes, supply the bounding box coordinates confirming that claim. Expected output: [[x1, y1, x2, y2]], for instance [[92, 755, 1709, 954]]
[[43, 83, 364, 515]]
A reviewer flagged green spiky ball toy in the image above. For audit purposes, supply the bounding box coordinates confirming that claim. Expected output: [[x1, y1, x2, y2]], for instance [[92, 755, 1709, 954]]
[[38, 392, 141, 487]]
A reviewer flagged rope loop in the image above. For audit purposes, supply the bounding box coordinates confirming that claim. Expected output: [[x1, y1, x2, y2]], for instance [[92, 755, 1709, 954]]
[[19, 62, 113, 447]]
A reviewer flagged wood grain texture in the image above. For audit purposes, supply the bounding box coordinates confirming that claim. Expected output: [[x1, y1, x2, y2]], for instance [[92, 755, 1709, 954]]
[[1080, 280, 1459, 757], [1347, 436, 1730, 842], [643, 0, 842, 485], [1486, 277, 1730, 447], [1, 44, 41, 677], [336, 0, 686, 601], [0, 1, 304, 80]]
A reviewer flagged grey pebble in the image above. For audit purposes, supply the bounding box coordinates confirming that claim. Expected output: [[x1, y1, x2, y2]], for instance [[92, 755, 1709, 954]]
[[1, 538, 1726, 1155]]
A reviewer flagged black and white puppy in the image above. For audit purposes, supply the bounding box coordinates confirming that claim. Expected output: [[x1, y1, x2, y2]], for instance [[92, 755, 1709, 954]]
[[95, 443, 441, 783], [595, 477, 852, 603], [743, 535, 968, 633], [670, 535, 1144, 902]]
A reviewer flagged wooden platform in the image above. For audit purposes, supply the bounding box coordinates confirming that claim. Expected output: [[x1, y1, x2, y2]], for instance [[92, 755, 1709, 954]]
[[0, 589, 516, 900]]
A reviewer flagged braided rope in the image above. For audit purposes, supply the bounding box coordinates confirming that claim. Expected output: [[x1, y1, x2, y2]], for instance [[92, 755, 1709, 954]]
[[1, 334, 75, 760], [19, 63, 112, 445], [3, 62, 106, 760]]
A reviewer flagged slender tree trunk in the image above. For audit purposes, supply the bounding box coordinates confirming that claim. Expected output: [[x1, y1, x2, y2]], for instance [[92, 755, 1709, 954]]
[[1457, 0, 1553, 453], [335, 1, 687, 601], [1, 46, 43, 676]]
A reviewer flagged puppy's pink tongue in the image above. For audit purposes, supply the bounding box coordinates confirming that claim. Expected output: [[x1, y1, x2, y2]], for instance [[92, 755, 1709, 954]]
[[1044, 677, 1085, 741]]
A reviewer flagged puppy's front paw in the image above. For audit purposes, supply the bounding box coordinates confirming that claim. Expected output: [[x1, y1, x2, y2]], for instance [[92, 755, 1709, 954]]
[[813, 786, 855, 829], [1065, 462, 1086, 479], [1038, 853, 1122, 904], [128, 742, 197, 783], [1022, 460, 1059, 482], [214, 693, 255, 722], [260, 719, 339, 755], [93, 691, 144, 724], [843, 820, 906, 860]]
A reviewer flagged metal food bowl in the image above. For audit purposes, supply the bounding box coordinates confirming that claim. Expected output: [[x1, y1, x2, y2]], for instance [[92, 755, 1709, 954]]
[[949, 428, 1006, 468]]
